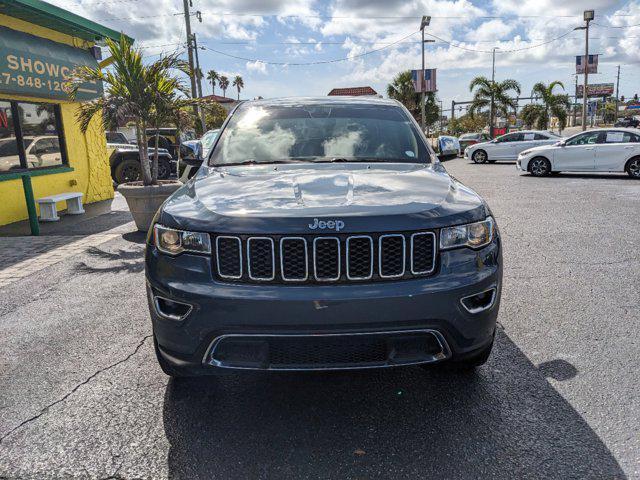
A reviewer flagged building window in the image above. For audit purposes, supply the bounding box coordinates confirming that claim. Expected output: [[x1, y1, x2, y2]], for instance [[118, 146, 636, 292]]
[[0, 100, 67, 174]]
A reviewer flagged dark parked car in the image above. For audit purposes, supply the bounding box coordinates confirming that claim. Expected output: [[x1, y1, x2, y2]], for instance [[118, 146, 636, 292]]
[[614, 118, 639, 128], [145, 97, 502, 377]]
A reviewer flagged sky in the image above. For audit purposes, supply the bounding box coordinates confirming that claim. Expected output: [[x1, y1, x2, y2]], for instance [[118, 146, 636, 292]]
[[53, 0, 640, 115]]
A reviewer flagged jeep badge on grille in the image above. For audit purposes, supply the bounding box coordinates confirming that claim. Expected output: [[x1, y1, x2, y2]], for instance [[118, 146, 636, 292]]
[[308, 218, 345, 232]]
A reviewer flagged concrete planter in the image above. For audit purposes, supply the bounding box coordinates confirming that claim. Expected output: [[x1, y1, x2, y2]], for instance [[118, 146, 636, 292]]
[[117, 181, 182, 232]]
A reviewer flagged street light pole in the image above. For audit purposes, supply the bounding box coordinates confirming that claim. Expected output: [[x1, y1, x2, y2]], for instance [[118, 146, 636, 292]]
[[182, 0, 200, 131], [577, 10, 595, 131], [615, 65, 621, 124], [490, 47, 498, 138], [419, 16, 431, 131]]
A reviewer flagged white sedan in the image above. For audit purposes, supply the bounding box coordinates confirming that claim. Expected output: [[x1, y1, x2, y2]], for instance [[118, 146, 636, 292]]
[[464, 130, 560, 163], [517, 128, 640, 178]]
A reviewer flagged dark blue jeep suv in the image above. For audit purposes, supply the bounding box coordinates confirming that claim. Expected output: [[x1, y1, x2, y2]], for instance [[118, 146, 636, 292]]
[[145, 97, 502, 376]]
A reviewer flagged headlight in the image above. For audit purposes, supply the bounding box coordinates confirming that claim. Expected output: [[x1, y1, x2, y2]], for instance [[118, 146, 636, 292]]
[[519, 149, 533, 157], [440, 217, 495, 250], [153, 224, 211, 255]]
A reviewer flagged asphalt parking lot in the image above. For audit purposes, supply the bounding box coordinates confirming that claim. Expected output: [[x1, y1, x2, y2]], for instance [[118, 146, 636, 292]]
[[1, 157, 638, 479]]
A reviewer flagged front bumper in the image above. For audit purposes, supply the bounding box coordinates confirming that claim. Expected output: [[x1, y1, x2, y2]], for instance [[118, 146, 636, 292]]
[[145, 239, 502, 372]]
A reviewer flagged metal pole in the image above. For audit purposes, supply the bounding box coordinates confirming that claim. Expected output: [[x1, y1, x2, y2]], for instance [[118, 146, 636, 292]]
[[573, 74, 578, 126], [421, 28, 425, 131], [192, 34, 207, 132], [182, 0, 201, 133], [490, 47, 496, 138], [451, 100, 456, 121], [614, 65, 620, 124], [582, 19, 590, 131], [21, 174, 39, 236]]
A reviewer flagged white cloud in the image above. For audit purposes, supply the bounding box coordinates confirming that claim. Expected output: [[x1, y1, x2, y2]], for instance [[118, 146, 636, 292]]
[[246, 60, 268, 74], [465, 19, 514, 42]]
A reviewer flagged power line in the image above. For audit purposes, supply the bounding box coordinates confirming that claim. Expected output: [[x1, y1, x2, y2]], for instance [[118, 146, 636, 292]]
[[592, 22, 640, 29], [203, 12, 633, 20], [201, 30, 420, 66]]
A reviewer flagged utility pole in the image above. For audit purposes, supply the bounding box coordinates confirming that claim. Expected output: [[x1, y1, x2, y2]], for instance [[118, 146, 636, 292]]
[[614, 65, 621, 124], [575, 10, 594, 131], [451, 100, 456, 121], [490, 47, 498, 138], [182, 0, 201, 133], [573, 74, 578, 126], [192, 33, 206, 132], [419, 16, 431, 131]]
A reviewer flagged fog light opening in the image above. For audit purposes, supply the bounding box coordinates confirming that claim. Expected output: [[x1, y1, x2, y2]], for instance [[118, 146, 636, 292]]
[[460, 288, 496, 314], [154, 296, 192, 321]]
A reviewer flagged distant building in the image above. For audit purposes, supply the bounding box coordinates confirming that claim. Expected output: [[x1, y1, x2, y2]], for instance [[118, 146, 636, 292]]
[[327, 86, 379, 97], [202, 94, 239, 112]]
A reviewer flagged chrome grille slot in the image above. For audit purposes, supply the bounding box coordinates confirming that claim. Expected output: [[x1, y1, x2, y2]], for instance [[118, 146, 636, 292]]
[[313, 237, 340, 281], [379, 234, 406, 278], [212, 230, 437, 284], [247, 237, 275, 280], [346, 236, 373, 280], [216, 236, 242, 279], [280, 237, 308, 281], [410, 232, 436, 275]]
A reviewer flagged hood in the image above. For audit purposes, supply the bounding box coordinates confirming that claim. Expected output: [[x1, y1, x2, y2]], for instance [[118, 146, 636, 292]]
[[160, 162, 487, 233]]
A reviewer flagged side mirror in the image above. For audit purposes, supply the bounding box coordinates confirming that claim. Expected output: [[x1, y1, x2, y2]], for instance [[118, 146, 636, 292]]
[[180, 141, 203, 167], [557, 141, 566, 147]]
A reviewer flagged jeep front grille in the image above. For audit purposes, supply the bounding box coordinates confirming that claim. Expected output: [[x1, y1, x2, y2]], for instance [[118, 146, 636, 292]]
[[214, 231, 436, 284]]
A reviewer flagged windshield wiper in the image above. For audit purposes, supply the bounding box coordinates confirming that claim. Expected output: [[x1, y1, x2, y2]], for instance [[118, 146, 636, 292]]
[[313, 157, 419, 163], [214, 158, 318, 167]]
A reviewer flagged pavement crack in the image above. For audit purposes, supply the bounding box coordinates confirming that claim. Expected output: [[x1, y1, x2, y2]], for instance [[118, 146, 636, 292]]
[[0, 334, 152, 445]]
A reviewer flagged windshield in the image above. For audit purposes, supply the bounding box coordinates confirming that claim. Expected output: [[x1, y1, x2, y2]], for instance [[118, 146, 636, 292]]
[[209, 103, 433, 166]]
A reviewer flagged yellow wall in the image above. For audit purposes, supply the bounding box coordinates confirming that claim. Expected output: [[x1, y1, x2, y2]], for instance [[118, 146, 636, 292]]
[[0, 14, 113, 226]]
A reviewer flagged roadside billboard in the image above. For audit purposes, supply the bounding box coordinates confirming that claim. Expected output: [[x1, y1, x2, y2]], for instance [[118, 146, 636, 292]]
[[576, 55, 598, 74], [576, 83, 614, 97]]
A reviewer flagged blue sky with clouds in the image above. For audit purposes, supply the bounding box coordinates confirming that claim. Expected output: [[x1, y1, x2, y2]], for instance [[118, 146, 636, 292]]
[[56, 0, 640, 113]]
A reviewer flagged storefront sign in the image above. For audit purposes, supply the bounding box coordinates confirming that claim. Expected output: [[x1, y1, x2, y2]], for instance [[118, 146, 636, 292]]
[[0, 26, 103, 101], [576, 83, 615, 97]]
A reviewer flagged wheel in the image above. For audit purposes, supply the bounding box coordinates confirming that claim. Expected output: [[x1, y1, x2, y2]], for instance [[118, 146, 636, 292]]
[[472, 150, 488, 164], [529, 157, 551, 177], [154, 335, 193, 377], [114, 158, 141, 184], [626, 157, 640, 178]]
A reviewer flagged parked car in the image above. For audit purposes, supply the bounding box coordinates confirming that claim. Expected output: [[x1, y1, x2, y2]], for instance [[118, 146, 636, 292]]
[[178, 128, 220, 182], [465, 130, 560, 163], [458, 132, 491, 152], [107, 134, 175, 184], [0, 136, 63, 170], [145, 97, 502, 377], [146, 128, 196, 159], [517, 128, 640, 178], [613, 117, 639, 128], [437, 135, 460, 159]]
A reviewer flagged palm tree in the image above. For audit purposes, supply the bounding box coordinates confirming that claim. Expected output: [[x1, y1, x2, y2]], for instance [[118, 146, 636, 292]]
[[219, 75, 229, 98], [469, 76, 521, 137], [232, 75, 244, 100], [531, 81, 571, 132], [207, 70, 219, 95], [67, 35, 189, 185]]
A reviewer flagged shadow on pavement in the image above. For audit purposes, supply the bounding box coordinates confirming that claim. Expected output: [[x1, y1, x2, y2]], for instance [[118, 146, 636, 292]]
[[161, 330, 624, 479]]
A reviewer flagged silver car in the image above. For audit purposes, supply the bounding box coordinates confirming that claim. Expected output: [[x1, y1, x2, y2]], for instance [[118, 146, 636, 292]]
[[465, 130, 560, 164]]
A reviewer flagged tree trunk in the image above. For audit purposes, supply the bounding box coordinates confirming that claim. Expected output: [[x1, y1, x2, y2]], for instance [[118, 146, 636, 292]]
[[139, 123, 152, 186], [152, 129, 159, 183]]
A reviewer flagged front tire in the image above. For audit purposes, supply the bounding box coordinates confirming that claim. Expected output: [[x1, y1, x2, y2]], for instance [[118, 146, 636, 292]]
[[626, 157, 640, 178], [114, 158, 141, 184], [529, 157, 551, 177], [472, 150, 488, 164]]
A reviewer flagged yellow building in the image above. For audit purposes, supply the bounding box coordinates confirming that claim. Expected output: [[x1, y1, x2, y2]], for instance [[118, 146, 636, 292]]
[[0, 0, 127, 227]]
